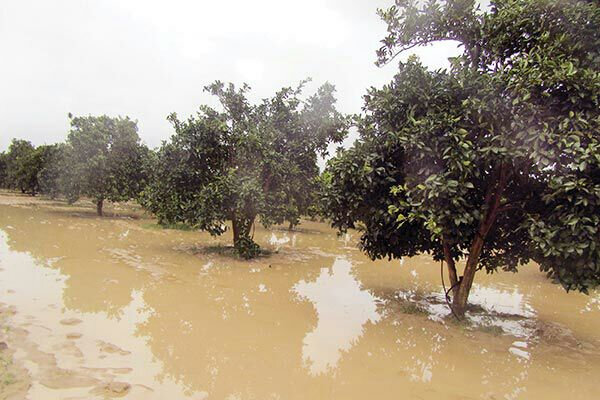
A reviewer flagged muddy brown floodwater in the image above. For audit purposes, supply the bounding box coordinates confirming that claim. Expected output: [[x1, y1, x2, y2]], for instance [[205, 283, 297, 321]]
[[0, 193, 599, 399]]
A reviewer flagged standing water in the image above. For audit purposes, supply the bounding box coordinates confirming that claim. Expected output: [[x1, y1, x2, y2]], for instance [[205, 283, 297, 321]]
[[0, 193, 599, 399]]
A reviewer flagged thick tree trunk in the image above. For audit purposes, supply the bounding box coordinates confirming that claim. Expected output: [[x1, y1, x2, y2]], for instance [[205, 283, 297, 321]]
[[451, 163, 511, 317], [96, 198, 104, 217], [452, 235, 485, 316], [231, 215, 256, 247], [231, 214, 260, 258]]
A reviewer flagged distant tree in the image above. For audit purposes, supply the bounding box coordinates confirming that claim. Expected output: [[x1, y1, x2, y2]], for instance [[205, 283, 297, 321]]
[[64, 114, 149, 216], [0, 152, 7, 188], [142, 81, 348, 258], [323, 0, 600, 316], [20, 145, 53, 196], [37, 143, 69, 199], [3, 139, 36, 194]]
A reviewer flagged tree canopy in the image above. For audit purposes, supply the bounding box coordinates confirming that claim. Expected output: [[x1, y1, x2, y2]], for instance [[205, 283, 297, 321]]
[[0, 152, 6, 188], [1, 139, 38, 194], [36, 143, 70, 199], [63, 114, 150, 216], [142, 80, 348, 258], [323, 0, 600, 316]]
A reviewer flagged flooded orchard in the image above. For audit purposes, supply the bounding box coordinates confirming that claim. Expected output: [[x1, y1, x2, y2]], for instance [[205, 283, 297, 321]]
[[0, 193, 599, 400]]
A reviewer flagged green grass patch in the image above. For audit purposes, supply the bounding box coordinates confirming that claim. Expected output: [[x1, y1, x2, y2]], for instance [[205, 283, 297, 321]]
[[142, 222, 195, 231], [203, 245, 273, 258]]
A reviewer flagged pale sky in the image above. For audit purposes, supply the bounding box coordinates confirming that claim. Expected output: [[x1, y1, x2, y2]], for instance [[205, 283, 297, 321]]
[[0, 0, 461, 152]]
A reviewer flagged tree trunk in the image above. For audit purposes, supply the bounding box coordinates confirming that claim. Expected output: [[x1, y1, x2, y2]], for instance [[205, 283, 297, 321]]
[[96, 198, 104, 217], [451, 163, 511, 317], [232, 218, 240, 246], [452, 235, 485, 316], [231, 214, 259, 258], [231, 215, 256, 246], [442, 237, 459, 298]]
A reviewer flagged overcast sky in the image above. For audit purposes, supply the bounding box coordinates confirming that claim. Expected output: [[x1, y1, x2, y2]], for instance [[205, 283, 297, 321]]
[[0, 0, 461, 152]]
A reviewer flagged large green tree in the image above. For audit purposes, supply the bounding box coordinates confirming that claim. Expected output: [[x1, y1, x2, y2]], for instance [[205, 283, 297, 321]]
[[323, 0, 600, 316], [64, 114, 150, 216], [142, 81, 348, 258]]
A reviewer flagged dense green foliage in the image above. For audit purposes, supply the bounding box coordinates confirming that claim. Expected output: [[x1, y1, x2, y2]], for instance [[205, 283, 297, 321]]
[[63, 115, 150, 215], [0, 140, 69, 196], [0, 152, 6, 188], [323, 0, 600, 315], [0, 139, 38, 194], [37, 143, 70, 199], [143, 81, 348, 258]]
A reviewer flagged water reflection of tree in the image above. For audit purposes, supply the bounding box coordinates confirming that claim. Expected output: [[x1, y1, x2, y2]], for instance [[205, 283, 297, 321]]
[[293, 258, 380, 375], [0, 205, 142, 317], [137, 269, 319, 398], [0, 205, 570, 399]]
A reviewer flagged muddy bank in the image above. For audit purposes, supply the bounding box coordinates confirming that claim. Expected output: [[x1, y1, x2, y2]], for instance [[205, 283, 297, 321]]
[[0, 304, 30, 400], [0, 299, 142, 399]]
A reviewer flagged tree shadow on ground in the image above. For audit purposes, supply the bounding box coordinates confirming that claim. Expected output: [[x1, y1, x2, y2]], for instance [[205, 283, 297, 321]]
[[42, 206, 145, 220]]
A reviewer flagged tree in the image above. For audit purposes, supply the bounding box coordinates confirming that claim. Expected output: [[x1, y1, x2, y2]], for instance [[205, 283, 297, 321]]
[[1, 140, 58, 196], [3, 139, 36, 194], [64, 114, 149, 216], [142, 81, 348, 258], [323, 0, 600, 316], [0, 151, 8, 188], [20, 145, 52, 196], [37, 143, 69, 199]]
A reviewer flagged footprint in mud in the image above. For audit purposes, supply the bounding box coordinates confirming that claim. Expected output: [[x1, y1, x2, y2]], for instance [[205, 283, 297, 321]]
[[39, 366, 98, 390], [105, 381, 131, 396], [90, 381, 132, 397], [53, 341, 84, 358], [60, 317, 83, 326], [111, 367, 133, 374], [98, 340, 131, 356]]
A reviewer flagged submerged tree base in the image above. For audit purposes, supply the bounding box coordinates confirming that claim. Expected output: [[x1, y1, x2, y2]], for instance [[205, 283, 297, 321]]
[[233, 236, 261, 259], [204, 244, 272, 259]]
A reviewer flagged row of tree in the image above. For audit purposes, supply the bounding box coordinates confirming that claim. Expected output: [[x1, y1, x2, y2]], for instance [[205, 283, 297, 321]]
[[0, 139, 63, 196], [0, 115, 151, 216], [1, 0, 598, 316], [0, 81, 349, 259]]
